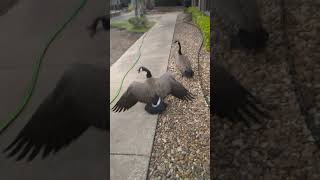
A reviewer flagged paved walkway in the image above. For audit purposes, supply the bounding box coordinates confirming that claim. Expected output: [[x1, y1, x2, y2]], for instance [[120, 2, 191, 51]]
[[111, 11, 134, 22], [110, 12, 178, 179], [0, 0, 107, 179], [110, 11, 162, 66]]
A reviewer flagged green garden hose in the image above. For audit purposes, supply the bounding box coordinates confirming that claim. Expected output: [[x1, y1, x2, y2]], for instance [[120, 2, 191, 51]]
[[109, 30, 149, 105], [0, 0, 88, 134]]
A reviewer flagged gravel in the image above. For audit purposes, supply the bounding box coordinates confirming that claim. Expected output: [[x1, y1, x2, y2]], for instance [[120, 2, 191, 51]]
[[148, 13, 210, 179], [211, 0, 320, 179]]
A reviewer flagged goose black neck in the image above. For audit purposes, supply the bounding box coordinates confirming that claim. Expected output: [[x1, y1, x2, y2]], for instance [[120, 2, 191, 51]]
[[175, 40, 182, 55], [92, 16, 109, 31], [100, 16, 110, 30], [98, 16, 109, 30], [140, 67, 152, 78]]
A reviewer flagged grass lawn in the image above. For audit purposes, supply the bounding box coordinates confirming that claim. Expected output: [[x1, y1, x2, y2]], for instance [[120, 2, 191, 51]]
[[111, 19, 155, 33]]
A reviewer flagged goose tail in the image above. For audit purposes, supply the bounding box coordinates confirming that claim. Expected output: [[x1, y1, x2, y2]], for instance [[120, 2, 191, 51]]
[[184, 69, 194, 78]]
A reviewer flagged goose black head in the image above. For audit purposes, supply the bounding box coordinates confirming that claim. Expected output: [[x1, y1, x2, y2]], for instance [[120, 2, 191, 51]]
[[138, 66, 152, 78], [88, 15, 110, 37], [237, 27, 269, 50]]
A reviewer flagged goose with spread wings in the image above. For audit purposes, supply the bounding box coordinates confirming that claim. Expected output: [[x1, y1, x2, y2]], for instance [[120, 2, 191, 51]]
[[112, 66, 194, 114], [3, 64, 107, 161]]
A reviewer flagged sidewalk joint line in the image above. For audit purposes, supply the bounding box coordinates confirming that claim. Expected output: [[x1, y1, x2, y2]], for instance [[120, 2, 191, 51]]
[[110, 152, 149, 157]]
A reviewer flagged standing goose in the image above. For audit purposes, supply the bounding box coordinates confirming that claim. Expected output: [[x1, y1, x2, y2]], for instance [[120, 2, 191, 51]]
[[212, 0, 269, 50], [112, 66, 194, 114], [174, 40, 194, 78], [87, 15, 109, 37], [3, 64, 107, 161]]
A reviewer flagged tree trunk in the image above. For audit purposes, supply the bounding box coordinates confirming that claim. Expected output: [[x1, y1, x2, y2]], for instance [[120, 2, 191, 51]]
[[146, 0, 154, 10], [135, 0, 138, 16]]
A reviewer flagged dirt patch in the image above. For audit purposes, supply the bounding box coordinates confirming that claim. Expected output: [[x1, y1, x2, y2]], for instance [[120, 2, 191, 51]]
[[110, 28, 143, 66], [148, 13, 210, 179], [0, 0, 19, 16]]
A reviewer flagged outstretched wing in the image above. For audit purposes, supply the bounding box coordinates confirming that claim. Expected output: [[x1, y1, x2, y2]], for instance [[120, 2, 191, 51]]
[[3, 64, 107, 161], [112, 86, 139, 112], [164, 73, 194, 101], [112, 82, 156, 112], [3, 92, 89, 162]]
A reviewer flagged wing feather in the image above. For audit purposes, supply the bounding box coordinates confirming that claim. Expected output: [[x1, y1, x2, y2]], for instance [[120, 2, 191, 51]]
[[163, 73, 194, 101]]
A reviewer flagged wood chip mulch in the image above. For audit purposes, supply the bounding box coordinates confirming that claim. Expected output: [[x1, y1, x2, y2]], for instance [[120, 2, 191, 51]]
[[148, 13, 210, 179]]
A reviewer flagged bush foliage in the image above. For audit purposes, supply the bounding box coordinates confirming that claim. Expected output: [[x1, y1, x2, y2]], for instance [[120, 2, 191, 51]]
[[186, 7, 210, 51], [128, 16, 149, 29], [111, 16, 155, 33]]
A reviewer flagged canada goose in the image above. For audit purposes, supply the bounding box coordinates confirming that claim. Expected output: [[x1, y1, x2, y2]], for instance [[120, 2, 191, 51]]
[[174, 40, 194, 78], [212, 60, 270, 127], [213, 0, 269, 50], [112, 66, 194, 114], [87, 15, 109, 37], [3, 64, 107, 161]]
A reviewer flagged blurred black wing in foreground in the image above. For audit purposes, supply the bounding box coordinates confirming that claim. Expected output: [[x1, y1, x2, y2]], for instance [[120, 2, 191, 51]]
[[211, 61, 271, 127], [87, 15, 109, 37], [3, 64, 107, 161]]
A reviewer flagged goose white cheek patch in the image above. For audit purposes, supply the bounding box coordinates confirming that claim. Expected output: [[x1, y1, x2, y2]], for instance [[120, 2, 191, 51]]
[[152, 97, 161, 108]]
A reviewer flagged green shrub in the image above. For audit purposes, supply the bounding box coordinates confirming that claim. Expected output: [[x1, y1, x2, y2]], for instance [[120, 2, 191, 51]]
[[128, 16, 149, 29], [186, 7, 210, 51], [111, 16, 155, 33], [128, 3, 134, 12]]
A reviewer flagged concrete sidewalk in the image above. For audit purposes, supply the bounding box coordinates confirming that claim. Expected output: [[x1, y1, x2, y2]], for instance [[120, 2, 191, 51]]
[[110, 12, 179, 179]]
